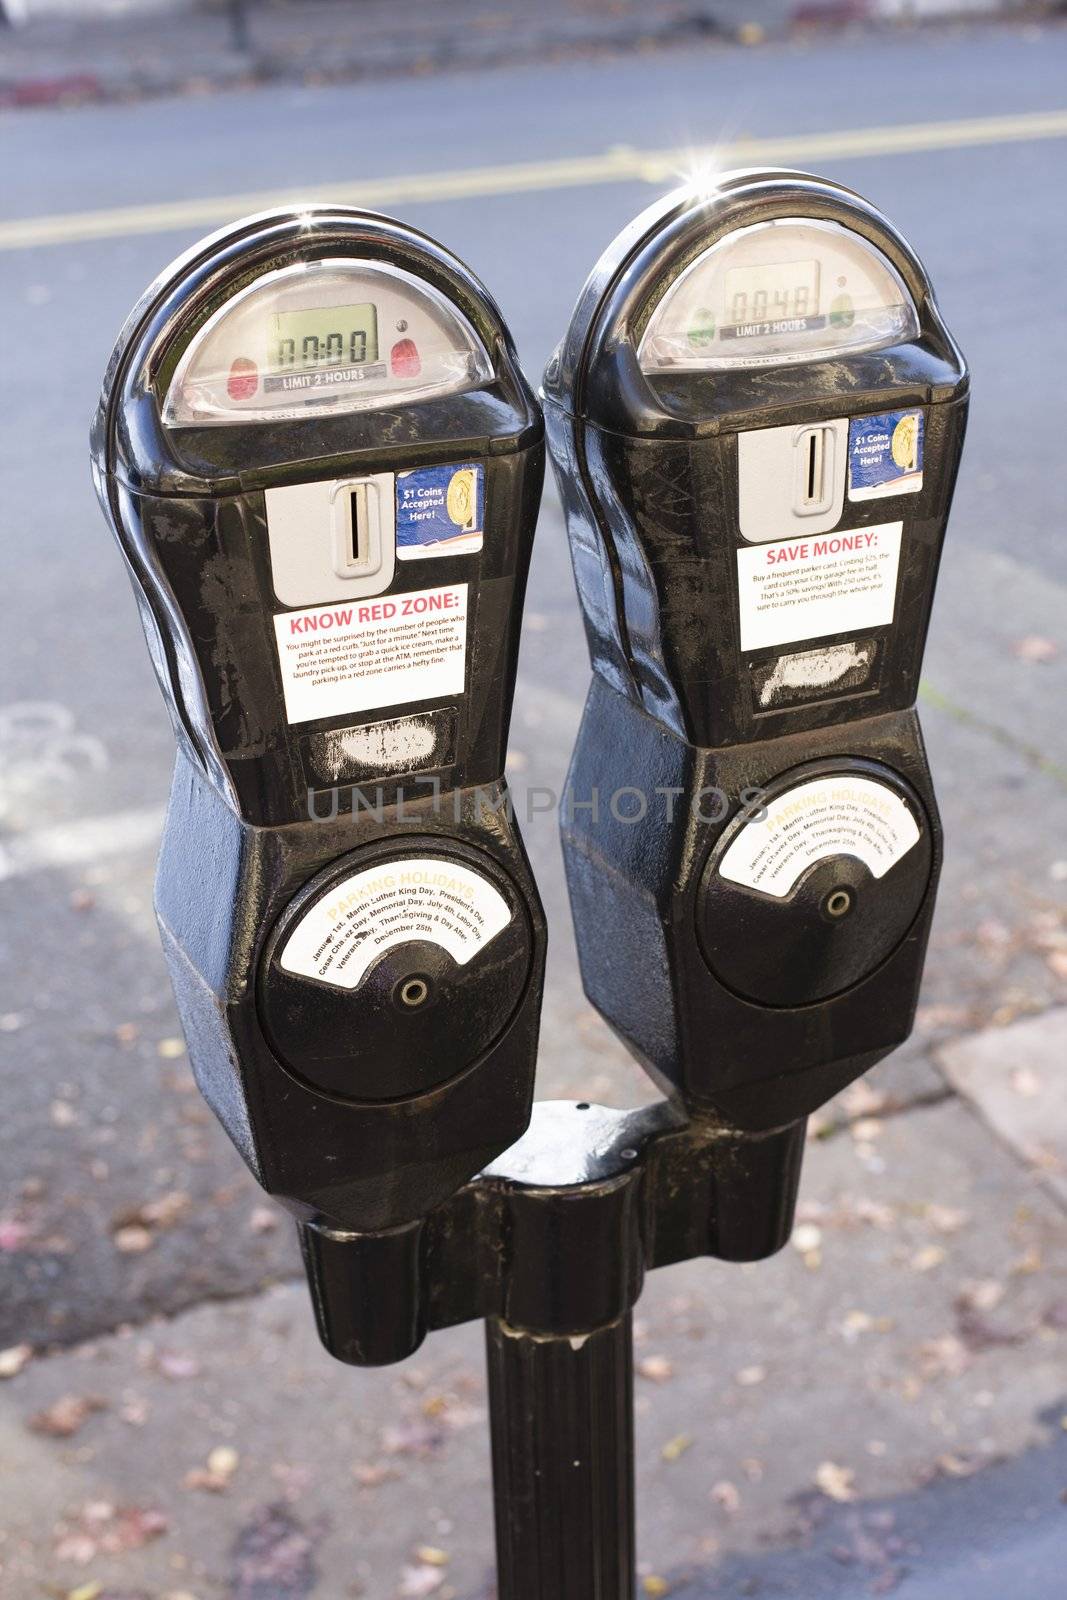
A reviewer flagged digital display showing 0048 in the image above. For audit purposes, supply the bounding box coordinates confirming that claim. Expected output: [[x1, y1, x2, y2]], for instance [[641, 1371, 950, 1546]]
[[271, 302, 380, 370], [724, 259, 820, 326]]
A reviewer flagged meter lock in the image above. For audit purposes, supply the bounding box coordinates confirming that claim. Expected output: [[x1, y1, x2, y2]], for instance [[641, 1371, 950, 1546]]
[[258, 841, 535, 1102], [697, 763, 933, 1009]]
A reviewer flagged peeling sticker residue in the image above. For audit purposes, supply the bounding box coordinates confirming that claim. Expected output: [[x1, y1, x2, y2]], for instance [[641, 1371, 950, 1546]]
[[314, 714, 440, 781], [757, 639, 876, 707]]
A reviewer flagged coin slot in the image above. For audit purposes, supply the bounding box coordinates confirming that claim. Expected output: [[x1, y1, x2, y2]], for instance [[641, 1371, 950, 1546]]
[[348, 485, 369, 567], [796, 425, 835, 514]]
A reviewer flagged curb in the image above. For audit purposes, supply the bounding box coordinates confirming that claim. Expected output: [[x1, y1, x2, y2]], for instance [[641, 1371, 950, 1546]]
[[0, 2, 1046, 111]]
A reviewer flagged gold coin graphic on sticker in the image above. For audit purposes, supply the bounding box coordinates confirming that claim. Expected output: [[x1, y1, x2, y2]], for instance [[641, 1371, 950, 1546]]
[[891, 415, 919, 473], [446, 469, 476, 529]]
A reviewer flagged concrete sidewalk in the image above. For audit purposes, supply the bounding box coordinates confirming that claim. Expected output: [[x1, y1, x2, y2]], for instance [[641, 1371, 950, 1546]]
[[2, 1076, 1065, 1597], [0, 0, 1037, 109]]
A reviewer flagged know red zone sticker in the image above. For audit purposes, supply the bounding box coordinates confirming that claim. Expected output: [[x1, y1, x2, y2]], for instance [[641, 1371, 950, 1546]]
[[273, 581, 468, 724]]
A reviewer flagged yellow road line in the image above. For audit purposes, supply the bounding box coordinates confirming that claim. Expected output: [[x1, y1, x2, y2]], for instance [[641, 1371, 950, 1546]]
[[3, 108, 1066, 252]]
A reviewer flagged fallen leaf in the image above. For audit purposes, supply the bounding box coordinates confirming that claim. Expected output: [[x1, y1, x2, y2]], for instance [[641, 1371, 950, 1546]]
[[958, 1279, 1005, 1312], [935, 1452, 983, 1478], [0, 1343, 33, 1378], [209, 1445, 239, 1478], [156, 1351, 201, 1380], [415, 1547, 449, 1566], [113, 1225, 153, 1254], [399, 1566, 444, 1597], [661, 1434, 693, 1462], [815, 1461, 856, 1503], [853, 1198, 897, 1230], [56, 1502, 169, 1562], [792, 1223, 822, 1253], [381, 1420, 446, 1457], [67, 1584, 102, 1600], [910, 1245, 946, 1273], [158, 1037, 186, 1058], [918, 1333, 970, 1379], [710, 1479, 740, 1513], [643, 1579, 671, 1598], [841, 1080, 888, 1117], [924, 1204, 969, 1235], [185, 1445, 239, 1493], [637, 1355, 673, 1383], [1047, 950, 1067, 982], [138, 1190, 190, 1228], [28, 1394, 107, 1438], [1012, 634, 1059, 663]]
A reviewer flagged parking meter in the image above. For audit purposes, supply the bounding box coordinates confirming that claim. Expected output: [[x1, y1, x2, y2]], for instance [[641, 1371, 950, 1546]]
[[91, 206, 547, 1247], [544, 169, 967, 1135]]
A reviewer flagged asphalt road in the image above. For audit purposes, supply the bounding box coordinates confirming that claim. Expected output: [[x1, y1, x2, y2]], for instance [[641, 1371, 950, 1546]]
[[1, 19, 1066, 1597]]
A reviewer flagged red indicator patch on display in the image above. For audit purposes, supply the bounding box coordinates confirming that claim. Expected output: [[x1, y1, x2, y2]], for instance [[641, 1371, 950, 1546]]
[[390, 339, 421, 378], [227, 358, 259, 400]]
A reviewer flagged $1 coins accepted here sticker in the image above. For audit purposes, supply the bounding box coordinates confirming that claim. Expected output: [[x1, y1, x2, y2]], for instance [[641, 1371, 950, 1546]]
[[273, 581, 467, 724], [280, 857, 512, 989]]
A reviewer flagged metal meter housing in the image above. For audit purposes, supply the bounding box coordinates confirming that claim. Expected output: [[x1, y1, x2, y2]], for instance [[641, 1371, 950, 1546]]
[[543, 170, 967, 1129], [92, 207, 547, 1231]]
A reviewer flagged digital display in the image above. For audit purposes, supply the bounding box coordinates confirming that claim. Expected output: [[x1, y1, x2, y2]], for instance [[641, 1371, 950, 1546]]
[[271, 302, 379, 370], [723, 259, 820, 327]]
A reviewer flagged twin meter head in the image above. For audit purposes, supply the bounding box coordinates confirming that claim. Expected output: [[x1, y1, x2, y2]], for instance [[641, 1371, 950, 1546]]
[[545, 169, 968, 1130], [93, 206, 543, 826], [93, 208, 546, 1233]]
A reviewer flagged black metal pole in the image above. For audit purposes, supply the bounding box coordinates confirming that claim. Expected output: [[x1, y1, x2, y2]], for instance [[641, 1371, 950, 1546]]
[[486, 1311, 636, 1600]]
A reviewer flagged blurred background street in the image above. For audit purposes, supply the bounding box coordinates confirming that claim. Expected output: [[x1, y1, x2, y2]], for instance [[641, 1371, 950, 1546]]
[[1, 5, 1066, 1597]]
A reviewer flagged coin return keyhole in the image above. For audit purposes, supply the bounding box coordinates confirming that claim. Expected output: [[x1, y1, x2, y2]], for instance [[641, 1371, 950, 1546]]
[[399, 977, 430, 1008], [825, 888, 853, 919]]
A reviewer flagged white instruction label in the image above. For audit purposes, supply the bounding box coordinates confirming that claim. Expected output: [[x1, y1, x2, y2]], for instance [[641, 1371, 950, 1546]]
[[280, 856, 512, 989], [736, 522, 902, 652], [719, 775, 921, 899], [273, 583, 467, 725]]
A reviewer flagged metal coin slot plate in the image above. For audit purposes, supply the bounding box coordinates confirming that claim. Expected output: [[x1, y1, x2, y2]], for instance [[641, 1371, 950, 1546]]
[[266, 471, 396, 606], [737, 418, 848, 541]]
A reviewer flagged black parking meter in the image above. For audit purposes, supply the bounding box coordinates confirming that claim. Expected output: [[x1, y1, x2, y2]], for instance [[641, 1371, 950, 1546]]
[[91, 207, 547, 1275], [544, 169, 967, 1138]]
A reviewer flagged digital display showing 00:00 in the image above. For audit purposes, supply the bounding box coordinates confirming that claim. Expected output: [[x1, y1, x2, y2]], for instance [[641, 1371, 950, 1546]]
[[271, 302, 380, 370]]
